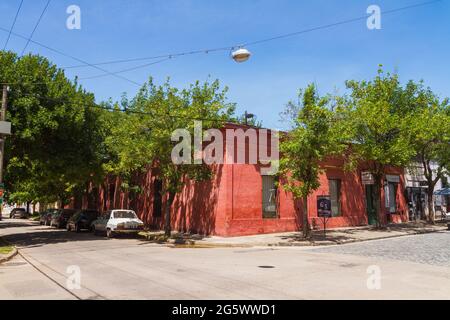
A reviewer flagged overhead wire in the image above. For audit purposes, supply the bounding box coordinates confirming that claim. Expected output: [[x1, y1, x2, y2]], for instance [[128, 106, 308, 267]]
[[2, 90, 240, 124], [61, 0, 444, 71], [0, 25, 142, 87], [0, 0, 445, 87], [3, 0, 24, 50], [20, 0, 52, 56], [79, 57, 172, 81]]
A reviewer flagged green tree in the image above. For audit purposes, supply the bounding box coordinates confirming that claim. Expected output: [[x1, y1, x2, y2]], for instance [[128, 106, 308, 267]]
[[280, 84, 344, 238], [103, 78, 235, 236], [341, 68, 415, 227], [404, 86, 449, 223], [0, 51, 106, 207]]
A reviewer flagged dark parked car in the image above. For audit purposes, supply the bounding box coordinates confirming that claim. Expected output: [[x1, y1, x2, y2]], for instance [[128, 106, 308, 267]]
[[67, 209, 100, 232], [50, 209, 77, 229], [10, 208, 29, 219], [39, 209, 58, 225]]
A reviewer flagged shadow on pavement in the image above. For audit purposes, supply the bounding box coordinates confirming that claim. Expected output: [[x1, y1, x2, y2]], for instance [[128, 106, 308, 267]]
[[0, 219, 39, 229], [0, 219, 111, 249], [277, 221, 444, 244]]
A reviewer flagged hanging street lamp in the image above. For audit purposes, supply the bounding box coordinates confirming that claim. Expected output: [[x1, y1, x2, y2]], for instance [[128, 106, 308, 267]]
[[231, 47, 251, 63]]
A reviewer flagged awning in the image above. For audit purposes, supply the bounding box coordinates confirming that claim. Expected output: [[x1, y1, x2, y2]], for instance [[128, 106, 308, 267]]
[[434, 188, 450, 196]]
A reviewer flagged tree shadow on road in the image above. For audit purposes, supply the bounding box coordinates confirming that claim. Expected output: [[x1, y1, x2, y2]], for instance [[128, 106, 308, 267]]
[[1, 220, 111, 249]]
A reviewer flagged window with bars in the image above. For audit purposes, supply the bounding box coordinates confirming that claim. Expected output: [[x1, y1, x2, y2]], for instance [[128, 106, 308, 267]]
[[262, 175, 278, 219], [385, 182, 398, 213], [328, 179, 342, 217]]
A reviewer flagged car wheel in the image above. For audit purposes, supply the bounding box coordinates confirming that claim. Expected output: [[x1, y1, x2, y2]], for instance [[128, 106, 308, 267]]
[[106, 229, 114, 238]]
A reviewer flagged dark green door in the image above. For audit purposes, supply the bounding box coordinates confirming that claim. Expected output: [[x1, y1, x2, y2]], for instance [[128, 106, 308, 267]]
[[365, 185, 377, 225]]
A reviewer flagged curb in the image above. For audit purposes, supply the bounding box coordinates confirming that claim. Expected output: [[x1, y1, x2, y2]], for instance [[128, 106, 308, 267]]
[[187, 227, 448, 249], [0, 237, 19, 264], [0, 247, 18, 264]]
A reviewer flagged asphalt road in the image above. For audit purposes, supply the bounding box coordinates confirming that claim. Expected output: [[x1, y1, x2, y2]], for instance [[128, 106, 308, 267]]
[[1, 218, 450, 300]]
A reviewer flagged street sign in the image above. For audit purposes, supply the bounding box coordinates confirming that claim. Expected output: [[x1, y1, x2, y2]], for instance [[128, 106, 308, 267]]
[[362, 171, 375, 185], [317, 196, 332, 218]]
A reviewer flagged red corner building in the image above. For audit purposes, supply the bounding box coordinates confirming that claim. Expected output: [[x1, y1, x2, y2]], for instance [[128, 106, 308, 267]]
[[79, 123, 408, 236]]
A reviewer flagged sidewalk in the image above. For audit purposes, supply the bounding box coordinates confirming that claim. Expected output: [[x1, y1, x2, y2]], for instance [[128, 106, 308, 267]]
[[0, 255, 76, 300], [166, 222, 448, 248]]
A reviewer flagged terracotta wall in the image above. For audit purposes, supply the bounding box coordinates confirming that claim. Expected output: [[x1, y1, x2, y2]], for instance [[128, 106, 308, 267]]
[[81, 123, 409, 237]]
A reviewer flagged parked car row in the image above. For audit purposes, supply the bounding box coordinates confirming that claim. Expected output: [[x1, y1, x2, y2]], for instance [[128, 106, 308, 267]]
[[39, 209, 145, 238]]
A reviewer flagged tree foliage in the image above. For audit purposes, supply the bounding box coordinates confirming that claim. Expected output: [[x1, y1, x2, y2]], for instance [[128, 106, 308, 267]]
[[280, 84, 345, 237], [0, 51, 106, 206], [103, 78, 236, 235], [402, 83, 449, 222]]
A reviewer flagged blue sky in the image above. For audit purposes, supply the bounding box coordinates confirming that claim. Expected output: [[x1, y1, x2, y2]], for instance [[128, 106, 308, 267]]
[[0, 0, 449, 129]]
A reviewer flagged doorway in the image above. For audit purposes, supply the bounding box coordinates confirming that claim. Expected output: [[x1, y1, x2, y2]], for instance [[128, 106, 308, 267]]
[[365, 185, 377, 225], [153, 180, 163, 218]]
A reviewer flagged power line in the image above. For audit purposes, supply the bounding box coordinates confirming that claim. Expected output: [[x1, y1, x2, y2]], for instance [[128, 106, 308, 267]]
[[3, 0, 24, 50], [79, 57, 171, 81], [64, 46, 234, 69], [0, 0, 444, 87], [20, 0, 51, 56], [2, 90, 240, 123], [243, 0, 444, 47], [0, 26, 142, 87], [63, 0, 444, 70]]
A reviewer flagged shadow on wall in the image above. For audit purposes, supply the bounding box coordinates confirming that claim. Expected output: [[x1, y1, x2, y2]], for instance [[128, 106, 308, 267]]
[[174, 164, 224, 235], [100, 165, 224, 236]]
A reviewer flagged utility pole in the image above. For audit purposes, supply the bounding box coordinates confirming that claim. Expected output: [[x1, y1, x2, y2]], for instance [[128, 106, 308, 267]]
[[0, 85, 8, 221]]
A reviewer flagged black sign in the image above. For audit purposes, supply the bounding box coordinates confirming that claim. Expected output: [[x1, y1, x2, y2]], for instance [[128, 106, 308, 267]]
[[317, 196, 332, 218]]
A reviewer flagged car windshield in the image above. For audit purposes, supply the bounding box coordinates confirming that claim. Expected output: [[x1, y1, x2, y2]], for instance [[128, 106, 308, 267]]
[[113, 211, 137, 219]]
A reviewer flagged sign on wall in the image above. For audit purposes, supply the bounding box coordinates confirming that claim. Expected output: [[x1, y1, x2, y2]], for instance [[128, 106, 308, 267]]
[[362, 172, 375, 185], [386, 175, 400, 183], [317, 196, 332, 218]]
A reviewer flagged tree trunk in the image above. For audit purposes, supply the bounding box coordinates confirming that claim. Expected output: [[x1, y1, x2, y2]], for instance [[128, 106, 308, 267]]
[[374, 176, 384, 228], [427, 189, 435, 224], [302, 195, 311, 238], [114, 177, 121, 209], [164, 192, 176, 237], [59, 195, 66, 209], [26, 201, 31, 214]]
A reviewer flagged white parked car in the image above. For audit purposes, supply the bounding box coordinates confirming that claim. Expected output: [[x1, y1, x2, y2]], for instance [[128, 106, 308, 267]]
[[91, 210, 144, 238]]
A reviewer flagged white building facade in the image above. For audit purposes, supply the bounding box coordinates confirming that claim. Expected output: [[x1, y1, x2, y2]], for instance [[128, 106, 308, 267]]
[[405, 161, 449, 220]]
